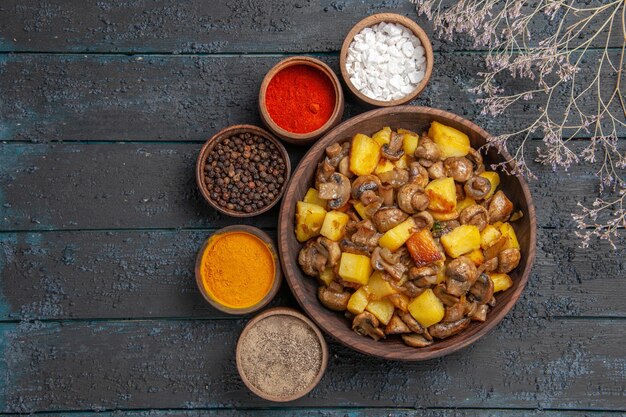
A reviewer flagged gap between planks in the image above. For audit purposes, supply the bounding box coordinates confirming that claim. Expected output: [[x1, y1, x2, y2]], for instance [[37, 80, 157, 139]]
[[0, 315, 622, 325], [1, 225, 623, 235], [0, 406, 623, 415], [0, 46, 624, 56], [2, 137, 625, 145]]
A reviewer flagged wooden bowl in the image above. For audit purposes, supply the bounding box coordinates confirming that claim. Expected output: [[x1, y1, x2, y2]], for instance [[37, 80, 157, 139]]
[[196, 124, 291, 217], [195, 225, 282, 315], [339, 13, 434, 107], [259, 56, 345, 146], [236, 307, 329, 402], [278, 106, 536, 361]]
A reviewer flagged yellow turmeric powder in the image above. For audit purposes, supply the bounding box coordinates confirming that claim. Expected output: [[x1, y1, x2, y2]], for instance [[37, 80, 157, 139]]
[[200, 232, 275, 309]]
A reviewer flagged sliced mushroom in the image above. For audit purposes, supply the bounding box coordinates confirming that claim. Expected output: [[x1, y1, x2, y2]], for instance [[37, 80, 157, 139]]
[[464, 299, 479, 317], [456, 183, 466, 201], [414, 135, 441, 161], [412, 211, 435, 230], [359, 190, 379, 205], [379, 185, 395, 206], [432, 220, 460, 238], [427, 161, 446, 179], [397, 183, 429, 214], [400, 280, 423, 298], [429, 318, 470, 339], [467, 148, 485, 175], [315, 237, 341, 267], [380, 246, 405, 264], [443, 301, 466, 323], [371, 247, 407, 281], [372, 207, 409, 233], [409, 162, 429, 188], [483, 236, 507, 260], [469, 273, 494, 304], [488, 191, 514, 222], [381, 132, 405, 161], [315, 158, 335, 188], [325, 141, 350, 168], [446, 256, 479, 283], [409, 266, 439, 287], [402, 333, 433, 347], [388, 293, 410, 312], [318, 172, 351, 209], [464, 176, 492, 200], [471, 304, 489, 322], [433, 284, 460, 307], [351, 175, 382, 202], [399, 311, 425, 334], [325, 142, 342, 161], [338, 156, 353, 178], [444, 157, 474, 182], [318, 285, 350, 311], [478, 256, 499, 274], [352, 312, 386, 341], [350, 219, 381, 249], [445, 256, 479, 297], [298, 239, 328, 277], [377, 167, 409, 188], [459, 204, 490, 231], [340, 239, 370, 256], [385, 314, 411, 335], [498, 248, 521, 273]]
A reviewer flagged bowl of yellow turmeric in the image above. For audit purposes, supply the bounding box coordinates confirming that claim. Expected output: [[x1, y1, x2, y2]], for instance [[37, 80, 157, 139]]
[[195, 225, 282, 315], [278, 106, 536, 361]]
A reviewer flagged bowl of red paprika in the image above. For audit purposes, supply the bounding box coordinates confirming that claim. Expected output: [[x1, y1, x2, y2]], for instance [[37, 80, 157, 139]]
[[259, 56, 345, 146]]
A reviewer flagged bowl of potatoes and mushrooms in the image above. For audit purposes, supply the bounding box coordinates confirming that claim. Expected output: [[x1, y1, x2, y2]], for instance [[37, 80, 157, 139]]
[[278, 106, 536, 361]]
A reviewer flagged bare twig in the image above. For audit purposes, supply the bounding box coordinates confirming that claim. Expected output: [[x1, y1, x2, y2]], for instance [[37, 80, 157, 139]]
[[413, 0, 626, 248]]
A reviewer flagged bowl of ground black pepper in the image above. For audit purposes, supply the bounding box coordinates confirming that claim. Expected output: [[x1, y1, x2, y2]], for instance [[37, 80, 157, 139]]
[[236, 307, 328, 402], [196, 125, 291, 217], [259, 56, 344, 145]]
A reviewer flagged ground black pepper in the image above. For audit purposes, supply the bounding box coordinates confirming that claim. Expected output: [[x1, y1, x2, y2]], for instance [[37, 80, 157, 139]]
[[238, 315, 323, 398], [204, 133, 287, 214]]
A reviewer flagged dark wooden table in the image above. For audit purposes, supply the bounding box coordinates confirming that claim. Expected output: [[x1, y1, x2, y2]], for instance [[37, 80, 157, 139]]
[[0, 1, 624, 416]]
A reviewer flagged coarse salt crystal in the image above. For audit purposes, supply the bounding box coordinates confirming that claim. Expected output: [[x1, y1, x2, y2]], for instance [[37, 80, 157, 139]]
[[345, 21, 427, 102]]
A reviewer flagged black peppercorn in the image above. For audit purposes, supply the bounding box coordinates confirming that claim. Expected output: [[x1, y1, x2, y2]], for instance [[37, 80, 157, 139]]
[[203, 132, 287, 214]]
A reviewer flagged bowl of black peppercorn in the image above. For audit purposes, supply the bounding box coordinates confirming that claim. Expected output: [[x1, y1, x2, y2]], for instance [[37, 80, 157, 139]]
[[196, 125, 291, 217]]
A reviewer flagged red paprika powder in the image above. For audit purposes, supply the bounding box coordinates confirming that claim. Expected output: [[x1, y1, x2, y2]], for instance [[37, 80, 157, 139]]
[[265, 64, 336, 134]]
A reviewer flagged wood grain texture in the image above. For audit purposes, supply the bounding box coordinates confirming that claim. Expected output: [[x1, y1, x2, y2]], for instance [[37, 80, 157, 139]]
[[25, 410, 626, 417], [1, 52, 624, 143], [0, 228, 622, 321], [0, 0, 621, 53], [0, 318, 623, 412], [1, 141, 622, 232]]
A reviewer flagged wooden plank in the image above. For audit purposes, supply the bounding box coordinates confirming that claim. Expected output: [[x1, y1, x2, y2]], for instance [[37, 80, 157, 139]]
[[0, 230, 296, 320], [24, 409, 626, 416], [1, 141, 622, 231], [0, 0, 620, 53], [1, 52, 623, 143], [0, 318, 623, 412], [0, 228, 623, 321]]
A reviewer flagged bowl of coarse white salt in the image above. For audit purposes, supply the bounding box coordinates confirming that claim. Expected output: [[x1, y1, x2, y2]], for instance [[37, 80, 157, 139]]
[[340, 13, 434, 107]]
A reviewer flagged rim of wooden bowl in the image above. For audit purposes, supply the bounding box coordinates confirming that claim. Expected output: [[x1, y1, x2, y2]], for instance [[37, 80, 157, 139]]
[[259, 56, 345, 146], [277, 106, 537, 361], [236, 306, 329, 402], [195, 124, 291, 217], [339, 13, 434, 107], [194, 225, 283, 315]]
